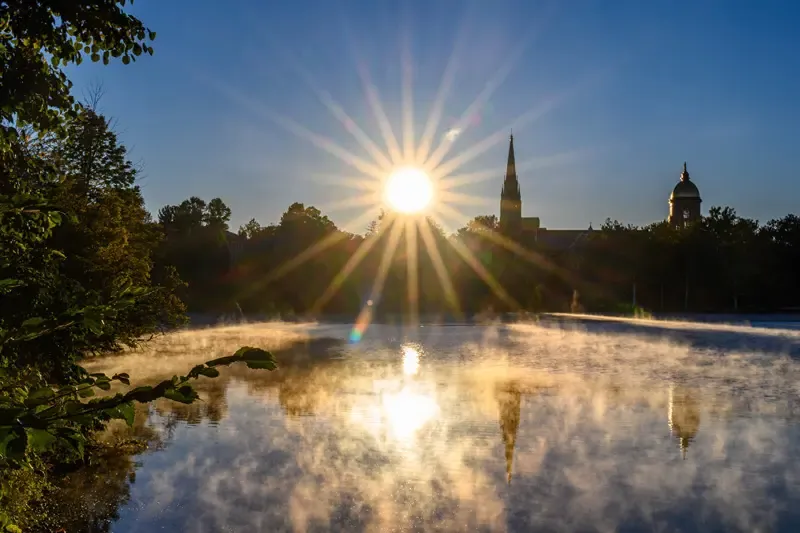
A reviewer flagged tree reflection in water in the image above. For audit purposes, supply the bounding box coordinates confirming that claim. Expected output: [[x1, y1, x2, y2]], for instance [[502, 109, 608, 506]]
[[42, 405, 164, 533], [50, 322, 800, 532]]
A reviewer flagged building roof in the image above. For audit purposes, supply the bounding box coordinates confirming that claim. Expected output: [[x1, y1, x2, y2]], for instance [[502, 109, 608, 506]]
[[670, 162, 701, 200]]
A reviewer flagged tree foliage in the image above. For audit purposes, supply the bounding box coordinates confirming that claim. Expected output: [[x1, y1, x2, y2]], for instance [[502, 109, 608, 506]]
[[202, 203, 800, 317], [0, 347, 276, 470], [157, 196, 234, 311], [1, 0, 156, 143]]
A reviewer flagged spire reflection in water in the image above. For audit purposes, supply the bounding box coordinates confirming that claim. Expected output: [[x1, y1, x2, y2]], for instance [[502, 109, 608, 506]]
[[497, 381, 522, 484], [668, 384, 701, 459]]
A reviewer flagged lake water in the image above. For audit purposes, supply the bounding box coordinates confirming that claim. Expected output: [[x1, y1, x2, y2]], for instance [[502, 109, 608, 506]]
[[60, 317, 800, 532]]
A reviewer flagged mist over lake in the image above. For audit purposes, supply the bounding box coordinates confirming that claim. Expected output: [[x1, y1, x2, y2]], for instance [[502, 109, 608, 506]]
[[60, 317, 800, 532]]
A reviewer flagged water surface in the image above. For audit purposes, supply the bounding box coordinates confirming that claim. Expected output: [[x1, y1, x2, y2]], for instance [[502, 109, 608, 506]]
[[66, 318, 800, 532]]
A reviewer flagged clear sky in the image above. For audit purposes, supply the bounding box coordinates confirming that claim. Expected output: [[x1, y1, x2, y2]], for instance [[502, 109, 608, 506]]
[[69, 0, 800, 234]]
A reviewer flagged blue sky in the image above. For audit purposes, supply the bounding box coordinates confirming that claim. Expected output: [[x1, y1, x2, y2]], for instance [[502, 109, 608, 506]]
[[69, 0, 800, 233]]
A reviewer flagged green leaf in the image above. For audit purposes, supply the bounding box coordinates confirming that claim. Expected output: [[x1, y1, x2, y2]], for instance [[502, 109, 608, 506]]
[[126, 386, 154, 403], [113, 372, 129, 382], [26, 429, 56, 452], [77, 386, 95, 398], [83, 316, 103, 335], [28, 387, 54, 400], [234, 347, 273, 360], [96, 381, 111, 391], [116, 402, 136, 427], [122, 55, 131, 65], [0, 279, 23, 291], [21, 317, 45, 328], [24, 387, 55, 408], [206, 355, 240, 367], [91, 53, 100, 62], [0, 426, 28, 462], [149, 31, 157, 40], [0, 407, 24, 425], [55, 428, 85, 459], [163, 389, 193, 404], [105, 402, 135, 426], [0, 427, 16, 459], [199, 367, 220, 378], [246, 360, 277, 370]]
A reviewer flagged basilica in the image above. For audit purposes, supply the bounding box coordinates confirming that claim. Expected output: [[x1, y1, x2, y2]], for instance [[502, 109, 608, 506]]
[[498, 135, 703, 246]]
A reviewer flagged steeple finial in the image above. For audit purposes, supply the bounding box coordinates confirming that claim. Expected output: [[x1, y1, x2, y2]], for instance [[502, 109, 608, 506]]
[[680, 161, 690, 182], [506, 133, 516, 177]]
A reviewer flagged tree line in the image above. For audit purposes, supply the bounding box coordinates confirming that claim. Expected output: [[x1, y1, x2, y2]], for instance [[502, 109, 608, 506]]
[[161, 203, 800, 318]]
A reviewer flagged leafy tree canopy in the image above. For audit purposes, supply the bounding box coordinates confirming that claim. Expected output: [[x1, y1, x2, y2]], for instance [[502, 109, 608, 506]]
[[1, 0, 155, 143]]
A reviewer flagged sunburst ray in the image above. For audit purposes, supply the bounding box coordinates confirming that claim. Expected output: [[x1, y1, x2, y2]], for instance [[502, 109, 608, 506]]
[[437, 190, 494, 207], [321, 192, 382, 213], [435, 202, 573, 285], [311, 217, 395, 313], [422, 35, 533, 173], [401, 30, 415, 163], [430, 95, 564, 182], [429, 213, 518, 309], [366, 216, 405, 309], [405, 218, 419, 324], [438, 148, 593, 191], [262, 39, 395, 172], [309, 173, 381, 193], [415, 10, 471, 164], [261, 207, 382, 285], [417, 219, 462, 316], [210, 80, 387, 181]]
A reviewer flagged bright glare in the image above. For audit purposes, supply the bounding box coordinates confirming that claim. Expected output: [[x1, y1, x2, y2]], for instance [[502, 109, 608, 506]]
[[384, 167, 434, 213], [382, 387, 439, 441], [402, 345, 421, 376]]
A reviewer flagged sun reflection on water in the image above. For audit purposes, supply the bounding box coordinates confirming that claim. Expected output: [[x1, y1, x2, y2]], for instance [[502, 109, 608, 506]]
[[381, 386, 439, 441], [402, 344, 421, 375], [349, 343, 439, 446]]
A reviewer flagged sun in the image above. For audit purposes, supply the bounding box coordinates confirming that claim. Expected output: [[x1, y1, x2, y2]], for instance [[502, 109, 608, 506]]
[[384, 166, 434, 214]]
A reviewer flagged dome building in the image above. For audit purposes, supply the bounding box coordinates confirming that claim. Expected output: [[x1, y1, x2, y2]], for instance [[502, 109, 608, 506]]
[[496, 136, 705, 241], [669, 162, 702, 228]]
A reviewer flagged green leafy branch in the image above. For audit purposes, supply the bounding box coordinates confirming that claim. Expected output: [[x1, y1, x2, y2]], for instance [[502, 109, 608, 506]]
[[0, 347, 276, 468]]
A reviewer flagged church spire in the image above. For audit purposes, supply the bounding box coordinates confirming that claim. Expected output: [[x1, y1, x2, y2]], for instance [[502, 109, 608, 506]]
[[506, 132, 516, 179], [500, 133, 522, 236]]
